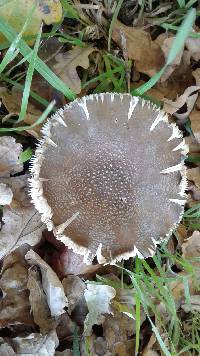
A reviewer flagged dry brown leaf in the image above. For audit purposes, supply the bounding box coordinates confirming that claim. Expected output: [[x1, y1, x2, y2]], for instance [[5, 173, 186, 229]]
[[182, 231, 200, 263], [25, 249, 67, 317], [141, 334, 159, 356], [163, 85, 200, 120], [181, 295, 200, 313], [187, 168, 200, 188], [185, 37, 200, 62], [53, 47, 95, 94], [0, 206, 44, 260], [0, 331, 59, 356], [62, 275, 86, 314], [55, 351, 73, 356], [189, 109, 200, 143], [161, 36, 183, 82], [0, 87, 43, 138], [169, 232, 200, 301], [0, 174, 44, 259], [0, 136, 23, 177], [56, 312, 74, 342], [0, 174, 31, 209], [27, 266, 59, 334], [112, 20, 164, 77], [0, 250, 33, 328], [192, 68, 200, 86], [176, 224, 188, 245], [62, 275, 87, 325], [0, 183, 13, 205]]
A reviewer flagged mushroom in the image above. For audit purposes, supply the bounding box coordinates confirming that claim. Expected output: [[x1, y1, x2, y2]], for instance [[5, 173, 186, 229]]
[[30, 93, 188, 264]]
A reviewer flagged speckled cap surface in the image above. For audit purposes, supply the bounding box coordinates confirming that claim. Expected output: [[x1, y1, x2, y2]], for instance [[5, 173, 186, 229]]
[[30, 93, 188, 264]]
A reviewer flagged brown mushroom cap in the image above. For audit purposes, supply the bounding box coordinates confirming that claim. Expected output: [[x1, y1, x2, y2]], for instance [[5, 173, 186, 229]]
[[30, 93, 188, 264]]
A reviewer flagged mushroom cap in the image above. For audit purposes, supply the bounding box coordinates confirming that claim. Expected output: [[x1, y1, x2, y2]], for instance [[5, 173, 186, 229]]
[[30, 93, 188, 264]]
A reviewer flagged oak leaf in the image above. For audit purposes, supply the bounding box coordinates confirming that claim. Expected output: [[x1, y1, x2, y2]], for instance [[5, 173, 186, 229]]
[[112, 20, 164, 77], [53, 47, 95, 93]]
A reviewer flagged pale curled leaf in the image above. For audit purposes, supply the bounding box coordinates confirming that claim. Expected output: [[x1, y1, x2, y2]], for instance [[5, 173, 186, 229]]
[[84, 284, 116, 336], [0, 136, 23, 177], [27, 267, 59, 333], [186, 36, 200, 62], [0, 206, 44, 259], [0, 183, 13, 205], [25, 250, 68, 317], [53, 46, 96, 93], [0, 331, 59, 356], [163, 85, 200, 117]]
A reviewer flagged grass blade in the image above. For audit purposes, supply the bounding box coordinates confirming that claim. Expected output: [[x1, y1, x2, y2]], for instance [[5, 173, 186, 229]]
[[0, 2, 36, 74], [18, 24, 42, 122], [0, 100, 55, 132], [108, 0, 124, 51], [0, 16, 76, 101]]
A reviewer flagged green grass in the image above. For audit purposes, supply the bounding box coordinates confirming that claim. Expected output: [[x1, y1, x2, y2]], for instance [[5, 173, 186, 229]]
[[94, 246, 200, 355]]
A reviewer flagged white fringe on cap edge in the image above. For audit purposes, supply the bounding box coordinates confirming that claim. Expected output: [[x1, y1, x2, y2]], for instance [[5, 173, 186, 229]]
[[29, 93, 188, 265]]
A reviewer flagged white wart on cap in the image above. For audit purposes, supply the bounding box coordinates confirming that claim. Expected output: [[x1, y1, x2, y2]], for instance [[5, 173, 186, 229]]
[[29, 93, 188, 264]]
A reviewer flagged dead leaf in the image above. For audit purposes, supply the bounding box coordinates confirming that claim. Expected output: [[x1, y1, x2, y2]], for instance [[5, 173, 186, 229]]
[[0, 136, 23, 177], [181, 294, 200, 313], [142, 334, 159, 356], [182, 231, 200, 263], [176, 224, 187, 245], [56, 313, 74, 342], [27, 266, 59, 333], [189, 109, 200, 143], [163, 85, 200, 120], [55, 351, 73, 356], [0, 206, 44, 260], [84, 283, 116, 336], [0, 183, 13, 205], [192, 68, 200, 86], [62, 275, 86, 314], [0, 174, 31, 209], [187, 168, 200, 189], [53, 47, 95, 94], [185, 37, 200, 62], [161, 36, 183, 82], [0, 250, 33, 328], [62, 275, 88, 325], [0, 87, 43, 138], [112, 20, 164, 77], [0, 0, 62, 44], [0, 341, 15, 355], [25, 249, 68, 317], [0, 331, 59, 356]]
